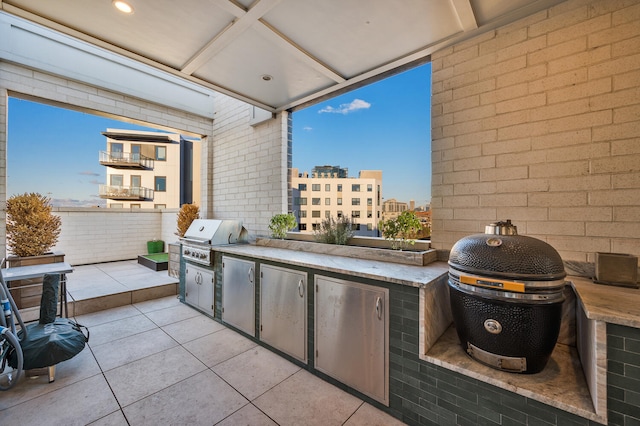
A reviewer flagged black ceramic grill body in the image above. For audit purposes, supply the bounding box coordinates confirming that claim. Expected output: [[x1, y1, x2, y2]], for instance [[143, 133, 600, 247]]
[[447, 221, 566, 374]]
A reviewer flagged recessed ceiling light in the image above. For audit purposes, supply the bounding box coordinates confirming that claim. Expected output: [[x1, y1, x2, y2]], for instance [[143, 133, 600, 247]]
[[113, 1, 134, 14], [261, 74, 273, 82]]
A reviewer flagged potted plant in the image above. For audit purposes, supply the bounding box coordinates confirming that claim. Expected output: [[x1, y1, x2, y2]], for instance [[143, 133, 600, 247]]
[[379, 210, 422, 250], [175, 203, 200, 238], [269, 213, 297, 239], [6, 192, 63, 308], [314, 215, 355, 245]]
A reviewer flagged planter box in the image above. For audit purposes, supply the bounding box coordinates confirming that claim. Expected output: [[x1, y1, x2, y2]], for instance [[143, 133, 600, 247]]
[[6, 252, 65, 310], [256, 238, 436, 266], [138, 253, 169, 271]]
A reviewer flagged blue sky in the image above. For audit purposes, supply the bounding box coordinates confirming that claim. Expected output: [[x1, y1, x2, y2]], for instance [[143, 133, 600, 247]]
[[7, 62, 431, 207], [292, 62, 432, 207]]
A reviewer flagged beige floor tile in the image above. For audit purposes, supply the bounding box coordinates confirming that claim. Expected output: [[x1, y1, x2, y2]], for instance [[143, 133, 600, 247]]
[[212, 346, 301, 401], [0, 347, 101, 410], [87, 410, 129, 426], [133, 294, 181, 313], [183, 328, 257, 367], [105, 346, 206, 407], [345, 402, 407, 425], [0, 374, 120, 426], [253, 369, 363, 426], [122, 369, 248, 425], [161, 313, 226, 344], [216, 403, 278, 426], [74, 304, 142, 328], [86, 314, 158, 347], [91, 328, 178, 372], [143, 303, 200, 327]]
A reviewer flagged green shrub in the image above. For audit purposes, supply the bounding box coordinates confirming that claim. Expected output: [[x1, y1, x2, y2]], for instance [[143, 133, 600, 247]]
[[269, 213, 297, 239], [379, 211, 422, 250], [314, 216, 355, 245]]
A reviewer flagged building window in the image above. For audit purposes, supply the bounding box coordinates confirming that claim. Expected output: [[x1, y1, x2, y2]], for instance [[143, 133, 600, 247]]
[[367, 184, 373, 192], [312, 198, 321, 205], [155, 145, 166, 161], [354, 224, 361, 231], [337, 184, 342, 192], [367, 223, 373, 231], [296, 197, 307, 205], [325, 184, 331, 191], [337, 210, 343, 218], [367, 198, 372, 206], [154, 204, 166, 209], [131, 144, 141, 160], [131, 204, 141, 209], [110, 143, 123, 159], [325, 198, 330, 205], [325, 211, 331, 219], [300, 210, 307, 218], [312, 223, 319, 231], [312, 210, 321, 218], [312, 184, 321, 191], [109, 203, 123, 208], [367, 211, 373, 218], [299, 183, 307, 191], [337, 198, 342, 205], [299, 223, 307, 231], [110, 174, 123, 186], [131, 175, 141, 188], [352, 184, 360, 192], [352, 210, 361, 218], [352, 198, 360, 205], [155, 176, 166, 192]]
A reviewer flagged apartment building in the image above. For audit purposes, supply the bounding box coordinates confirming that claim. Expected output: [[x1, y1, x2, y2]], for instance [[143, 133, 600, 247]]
[[99, 128, 201, 209], [381, 198, 409, 222], [291, 166, 382, 236]]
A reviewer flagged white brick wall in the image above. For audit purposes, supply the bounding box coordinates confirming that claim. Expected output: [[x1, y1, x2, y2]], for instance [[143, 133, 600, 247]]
[[211, 93, 288, 239], [431, 0, 640, 263]]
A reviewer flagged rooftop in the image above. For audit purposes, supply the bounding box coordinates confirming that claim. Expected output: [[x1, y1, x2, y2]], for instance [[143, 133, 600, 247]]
[[1, 261, 405, 425]]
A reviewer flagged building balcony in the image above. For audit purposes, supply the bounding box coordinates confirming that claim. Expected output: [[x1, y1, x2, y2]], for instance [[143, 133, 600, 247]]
[[99, 184, 153, 200], [99, 151, 154, 169]]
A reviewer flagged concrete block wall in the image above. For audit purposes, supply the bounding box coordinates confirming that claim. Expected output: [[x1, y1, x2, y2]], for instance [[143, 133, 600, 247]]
[[0, 61, 214, 256], [430, 0, 640, 263], [211, 92, 289, 238]]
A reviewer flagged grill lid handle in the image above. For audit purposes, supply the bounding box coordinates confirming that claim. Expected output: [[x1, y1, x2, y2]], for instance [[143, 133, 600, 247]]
[[485, 219, 518, 235]]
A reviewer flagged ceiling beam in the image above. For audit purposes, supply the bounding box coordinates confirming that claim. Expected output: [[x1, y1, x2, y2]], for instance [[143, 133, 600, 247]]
[[181, 0, 283, 75], [451, 0, 478, 31]]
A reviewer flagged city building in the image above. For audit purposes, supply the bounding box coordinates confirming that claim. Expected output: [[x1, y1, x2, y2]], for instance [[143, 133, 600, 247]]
[[99, 129, 201, 209], [381, 198, 409, 222], [291, 166, 382, 236]]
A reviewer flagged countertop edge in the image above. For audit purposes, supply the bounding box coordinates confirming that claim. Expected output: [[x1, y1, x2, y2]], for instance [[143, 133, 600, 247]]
[[570, 276, 640, 329]]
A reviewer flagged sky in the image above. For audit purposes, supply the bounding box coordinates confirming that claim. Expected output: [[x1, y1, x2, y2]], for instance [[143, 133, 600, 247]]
[[292, 62, 432, 207], [7, 62, 431, 208]]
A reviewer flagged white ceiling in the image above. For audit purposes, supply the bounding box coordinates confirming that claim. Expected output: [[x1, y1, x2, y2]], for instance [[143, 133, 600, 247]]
[[1, 0, 565, 112]]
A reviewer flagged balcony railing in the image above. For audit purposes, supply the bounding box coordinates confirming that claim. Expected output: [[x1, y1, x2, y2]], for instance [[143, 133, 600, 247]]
[[99, 184, 154, 200], [99, 151, 154, 169]]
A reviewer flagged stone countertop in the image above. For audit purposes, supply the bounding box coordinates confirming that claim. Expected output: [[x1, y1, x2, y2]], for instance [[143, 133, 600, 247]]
[[215, 244, 449, 288], [571, 276, 640, 329]]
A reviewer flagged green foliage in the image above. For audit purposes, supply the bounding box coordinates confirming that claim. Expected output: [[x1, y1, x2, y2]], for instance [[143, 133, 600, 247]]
[[6, 192, 62, 257], [314, 215, 355, 245], [269, 213, 297, 239], [175, 203, 200, 237], [379, 210, 422, 250]]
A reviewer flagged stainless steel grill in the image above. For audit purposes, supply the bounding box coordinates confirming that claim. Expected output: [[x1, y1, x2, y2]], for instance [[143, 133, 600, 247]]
[[181, 219, 248, 265]]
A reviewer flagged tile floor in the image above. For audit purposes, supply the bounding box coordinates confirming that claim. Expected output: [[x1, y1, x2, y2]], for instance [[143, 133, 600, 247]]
[[1, 261, 406, 426]]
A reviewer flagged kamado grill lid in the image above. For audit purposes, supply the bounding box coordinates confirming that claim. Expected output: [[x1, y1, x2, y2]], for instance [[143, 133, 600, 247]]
[[448, 220, 566, 282]]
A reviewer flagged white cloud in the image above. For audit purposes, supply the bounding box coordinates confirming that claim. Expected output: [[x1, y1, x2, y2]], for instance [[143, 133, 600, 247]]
[[318, 98, 371, 114], [303, 126, 313, 131]]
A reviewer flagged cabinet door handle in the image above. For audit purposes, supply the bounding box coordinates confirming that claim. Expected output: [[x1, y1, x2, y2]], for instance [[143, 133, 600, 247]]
[[248, 267, 254, 284], [298, 279, 304, 298], [376, 296, 382, 320]]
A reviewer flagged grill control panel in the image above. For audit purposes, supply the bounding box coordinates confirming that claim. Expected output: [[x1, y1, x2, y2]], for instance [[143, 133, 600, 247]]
[[182, 245, 212, 266]]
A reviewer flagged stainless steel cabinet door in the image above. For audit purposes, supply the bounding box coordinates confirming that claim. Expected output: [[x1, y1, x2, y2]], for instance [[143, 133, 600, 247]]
[[260, 264, 307, 362], [184, 263, 214, 316], [315, 275, 389, 405], [222, 256, 255, 336]]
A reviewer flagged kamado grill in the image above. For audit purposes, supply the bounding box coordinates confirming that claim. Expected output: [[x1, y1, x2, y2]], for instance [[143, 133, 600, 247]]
[[448, 220, 566, 374]]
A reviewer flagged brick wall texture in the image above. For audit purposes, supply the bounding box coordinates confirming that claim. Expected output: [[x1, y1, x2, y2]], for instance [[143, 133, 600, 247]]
[[430, 0, 640, 264]]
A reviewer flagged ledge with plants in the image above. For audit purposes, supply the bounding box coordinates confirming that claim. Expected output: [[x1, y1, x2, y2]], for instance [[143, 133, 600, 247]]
[[258, 213, 435, 266]]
